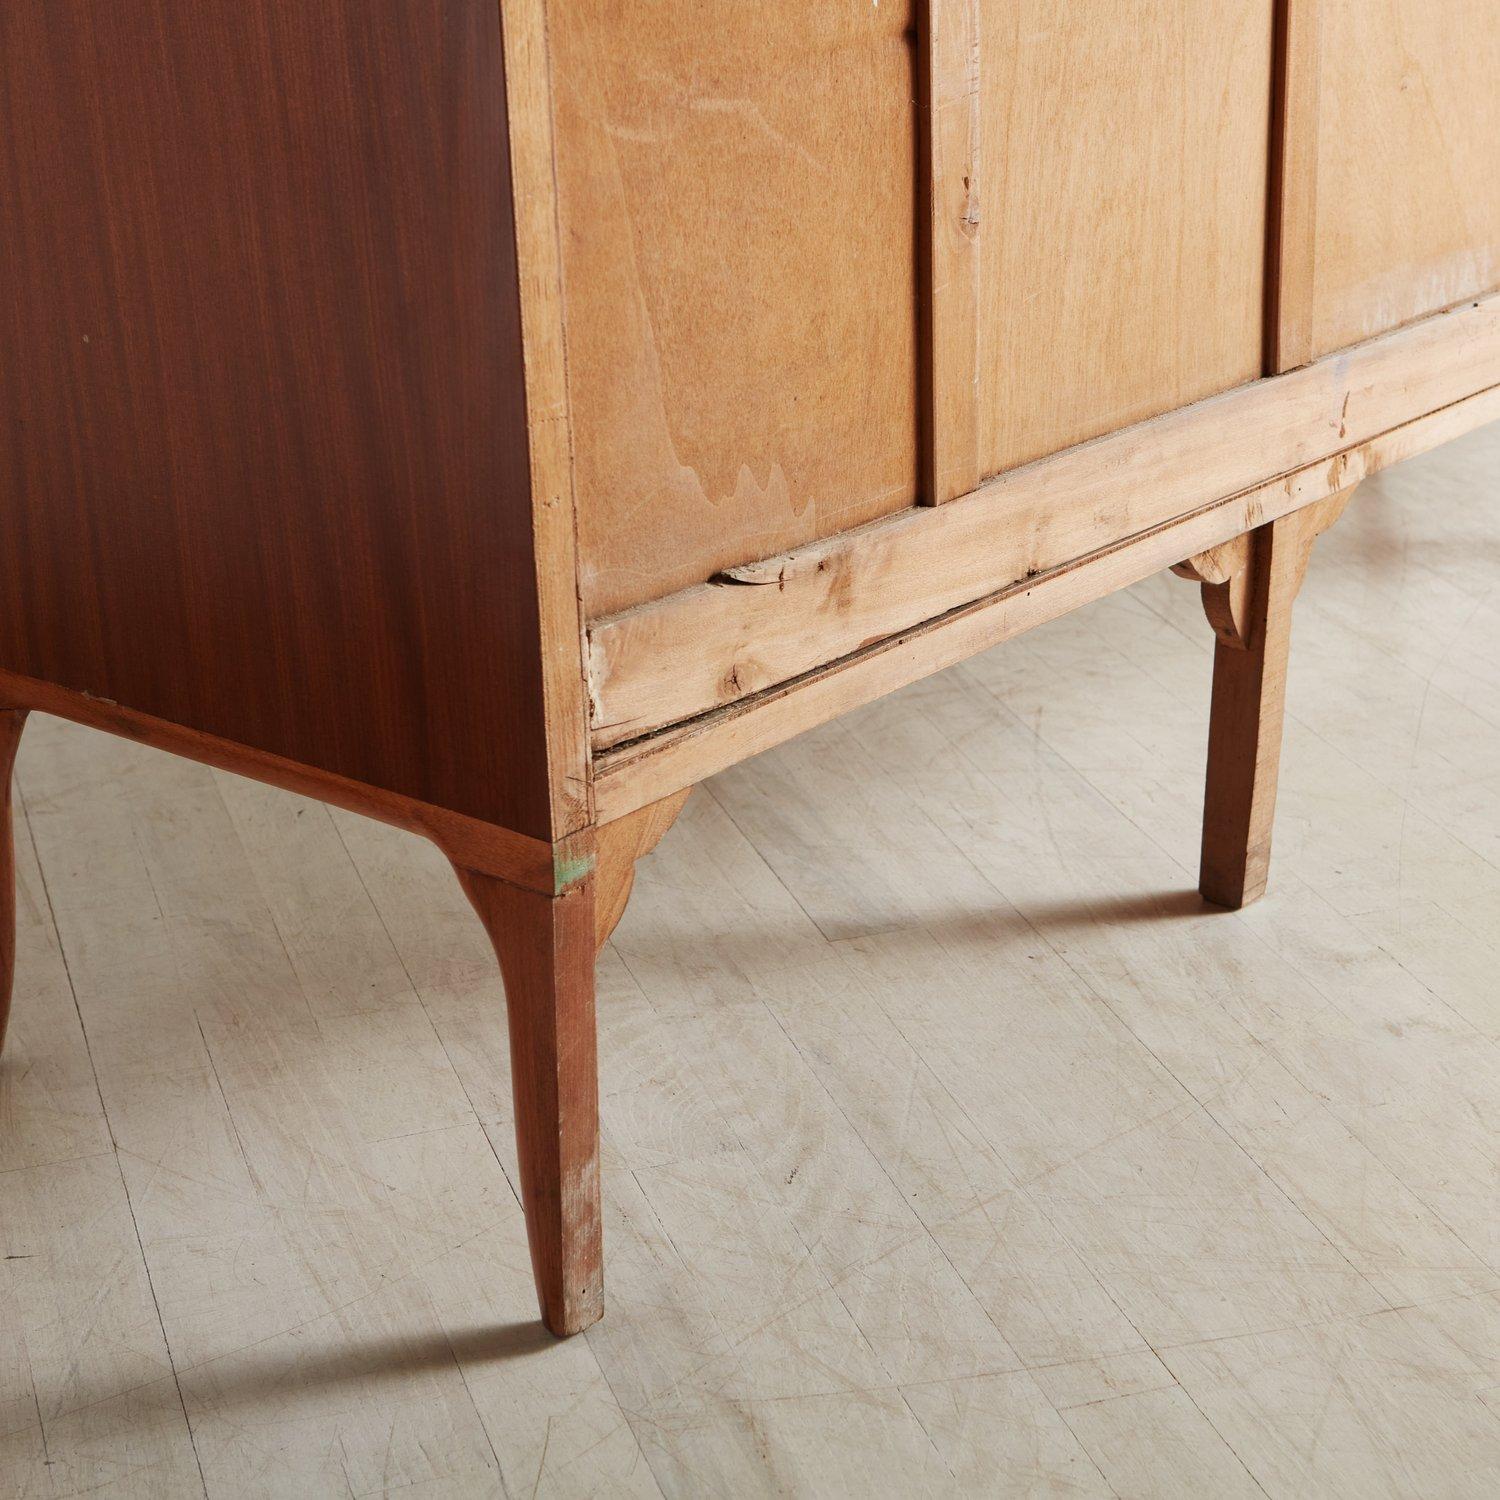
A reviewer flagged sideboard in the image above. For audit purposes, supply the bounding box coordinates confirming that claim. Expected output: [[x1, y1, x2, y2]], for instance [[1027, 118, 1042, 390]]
[[2, 1, 1498, 1336]]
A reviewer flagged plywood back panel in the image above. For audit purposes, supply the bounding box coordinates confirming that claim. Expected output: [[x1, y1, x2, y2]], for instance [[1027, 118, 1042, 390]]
[[552, 1, 920, 618], [974, 0, 1274, 477], [1311, 0, 1500, 358]]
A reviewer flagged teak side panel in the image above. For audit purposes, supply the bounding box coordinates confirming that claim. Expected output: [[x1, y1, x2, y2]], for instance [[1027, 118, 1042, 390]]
[[552, 0, 921, 618], [0, 2, 557, 839], [975, 0, 1273, 476], [1311, 0, 1500, 358]]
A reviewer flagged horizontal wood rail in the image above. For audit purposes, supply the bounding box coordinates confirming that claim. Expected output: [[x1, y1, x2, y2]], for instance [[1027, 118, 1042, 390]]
[[588, 292, 1500, 754], [592, 351, 1500, 824], [0, 669, 594, 894]]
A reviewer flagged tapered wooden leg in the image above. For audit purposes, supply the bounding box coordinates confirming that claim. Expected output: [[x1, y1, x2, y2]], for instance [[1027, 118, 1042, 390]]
[[450, 790, 688, 1334], [1174, 490, 1354, 909], [0, 709, 28, 1056], [454, 867, 602, 1336]]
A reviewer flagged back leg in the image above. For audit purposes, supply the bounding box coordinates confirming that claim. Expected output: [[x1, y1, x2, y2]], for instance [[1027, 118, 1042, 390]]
[[0, 708, 29, 1055]]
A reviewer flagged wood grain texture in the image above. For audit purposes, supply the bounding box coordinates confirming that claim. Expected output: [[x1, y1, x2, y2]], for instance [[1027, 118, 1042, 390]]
[[0, 708, 25, 1054], [551, 0, 920, 616], [920, 0, 983, 504], [0, 1, 556, 838], [973, 0, 1271, 477], [0, 669, 585, 893], [501, 0, 594, 837], [592, 381, 1500, 822], [1172, 534, 1257, 649], [14, 423, 1500, 1491], [1197, 489, 1354, 907], [1311, 0, 1500, 357], [1265, 0, 1323, 373], [453, 869, 602, 1336], [10, 422, 1500, 1492], [589, 292, 1500, 749], [594, 789, 692, 953]]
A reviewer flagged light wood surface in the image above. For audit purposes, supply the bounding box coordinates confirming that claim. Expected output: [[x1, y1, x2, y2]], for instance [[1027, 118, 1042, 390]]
[[3, 423, 1500, 1495], [593, 378, 1500, 825], [1312, 0, 1500, 357], [551, 0, 920, 616], [920, 0, 983, 505], [589, 290, 1500, 751], [594, 791, 693, 954], [972, 0, 1270, 476], [501, 0, 593, 838], [1266, 0, 1323, 372], [1171, 533, 1257, 650]]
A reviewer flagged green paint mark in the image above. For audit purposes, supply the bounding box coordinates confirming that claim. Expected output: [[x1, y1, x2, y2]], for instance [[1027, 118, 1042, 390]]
[[553, 850, 595, 894]]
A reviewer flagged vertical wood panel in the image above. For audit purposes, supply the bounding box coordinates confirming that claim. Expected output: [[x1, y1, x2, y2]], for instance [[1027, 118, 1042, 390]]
[[1311, 0, 1500, 358], [974, 0, 1273, 478], [500, 0, 592, 836], [0, 2, 555, 836], [1265, 0, 1322, 373], [552, 1, 920, 618], [920, 0, 983, 505]]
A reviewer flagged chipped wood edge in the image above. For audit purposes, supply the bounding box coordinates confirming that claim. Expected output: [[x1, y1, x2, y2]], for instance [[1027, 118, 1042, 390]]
[[588, 293, 1500, 749], [592, 380, 1500, 822]]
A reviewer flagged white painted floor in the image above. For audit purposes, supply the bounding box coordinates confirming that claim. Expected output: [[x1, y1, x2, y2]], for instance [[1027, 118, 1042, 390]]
[[4, 424, 1500, 1498]]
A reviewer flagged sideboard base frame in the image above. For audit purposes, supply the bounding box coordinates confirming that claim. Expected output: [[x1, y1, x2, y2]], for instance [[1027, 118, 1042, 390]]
[[0, 482, 1370, 1333], [594, 375, 1500, 825]]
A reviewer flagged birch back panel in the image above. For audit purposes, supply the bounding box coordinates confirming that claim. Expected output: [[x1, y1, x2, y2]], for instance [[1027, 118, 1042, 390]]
[[974, 0, 1274, 477], [551, 0, 921, 617], [1312, 0, 1500, 357]]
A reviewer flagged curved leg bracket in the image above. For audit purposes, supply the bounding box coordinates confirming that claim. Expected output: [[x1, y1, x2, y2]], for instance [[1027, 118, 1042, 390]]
[[594, 788, 692, 952], [1173, 488, 1356, 908]]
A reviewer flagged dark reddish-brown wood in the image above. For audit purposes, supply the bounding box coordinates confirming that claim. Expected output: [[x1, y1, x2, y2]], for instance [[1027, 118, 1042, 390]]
[[0, 709, 27, 1055], [0, 1, 553, 839], [0, 669, 582, 893], [454, 868, 602, 1336]]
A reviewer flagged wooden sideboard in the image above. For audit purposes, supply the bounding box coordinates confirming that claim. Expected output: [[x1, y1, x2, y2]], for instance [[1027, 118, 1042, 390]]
[[2, 2, 1498, 1337]]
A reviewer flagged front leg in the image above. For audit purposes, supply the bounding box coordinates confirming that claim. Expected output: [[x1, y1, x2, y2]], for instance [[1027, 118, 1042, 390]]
[[454, 868, 603, 1336], [448, 788, 689, 1335], [1173, 489, 1354, 908]]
